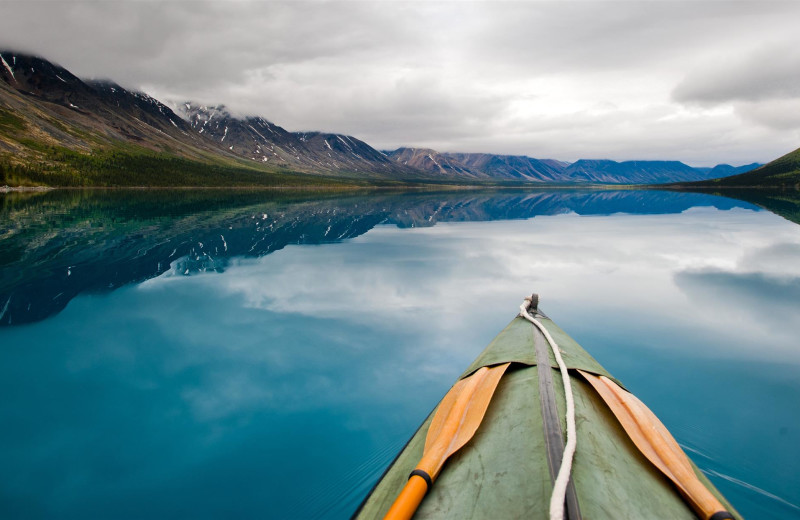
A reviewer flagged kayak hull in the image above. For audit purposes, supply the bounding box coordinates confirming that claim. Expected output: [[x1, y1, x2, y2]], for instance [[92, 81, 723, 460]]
[[354, 314, 740, 519]]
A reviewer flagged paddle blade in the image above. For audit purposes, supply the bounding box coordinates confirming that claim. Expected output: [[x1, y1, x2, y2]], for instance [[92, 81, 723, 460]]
[[422, 362, 510, 477], [579, 370, 730, 520], [384, 362, 510, 520]]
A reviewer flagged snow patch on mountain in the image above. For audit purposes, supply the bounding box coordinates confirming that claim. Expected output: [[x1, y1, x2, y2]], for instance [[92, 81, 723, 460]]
[[0, 54, 16, 81]]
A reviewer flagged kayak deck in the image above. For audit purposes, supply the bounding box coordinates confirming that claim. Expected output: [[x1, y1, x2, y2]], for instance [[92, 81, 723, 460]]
[[354, 312, 740, 519]]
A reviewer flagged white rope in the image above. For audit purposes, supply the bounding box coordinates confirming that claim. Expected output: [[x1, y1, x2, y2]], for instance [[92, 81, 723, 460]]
[[519, 297, 576, 520]]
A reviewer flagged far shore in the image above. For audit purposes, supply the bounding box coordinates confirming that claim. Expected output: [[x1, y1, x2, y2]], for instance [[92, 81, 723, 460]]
[[2, 183, 793, 193], [1, 185, 54, 193]]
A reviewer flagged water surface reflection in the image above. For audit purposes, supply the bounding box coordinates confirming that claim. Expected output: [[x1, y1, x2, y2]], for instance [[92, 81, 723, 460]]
[[0, 188, 753, 326], [0, 189, 798, 519]]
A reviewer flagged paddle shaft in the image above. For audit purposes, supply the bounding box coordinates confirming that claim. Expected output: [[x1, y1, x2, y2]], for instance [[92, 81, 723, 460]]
[[383, 475, 428, 520], [383, 363, 510, 520]]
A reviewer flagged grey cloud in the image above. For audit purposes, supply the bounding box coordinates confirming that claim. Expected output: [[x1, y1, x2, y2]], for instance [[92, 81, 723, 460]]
[[673, 43, 800, 105], [734, 99, 800, 132], [455, 2, 791, 75], [2, 2, 411, 87]]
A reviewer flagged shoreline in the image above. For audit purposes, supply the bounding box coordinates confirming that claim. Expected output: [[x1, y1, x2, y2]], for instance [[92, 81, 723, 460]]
[[1, 185, 54, 193], [3, 183, 796, 193]]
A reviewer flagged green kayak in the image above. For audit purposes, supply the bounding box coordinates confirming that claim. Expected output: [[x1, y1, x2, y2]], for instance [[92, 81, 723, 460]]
[[354, 297, 741, 520]]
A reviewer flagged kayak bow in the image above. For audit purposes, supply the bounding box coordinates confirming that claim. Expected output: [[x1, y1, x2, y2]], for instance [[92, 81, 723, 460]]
[[354, 296, 740, 520]]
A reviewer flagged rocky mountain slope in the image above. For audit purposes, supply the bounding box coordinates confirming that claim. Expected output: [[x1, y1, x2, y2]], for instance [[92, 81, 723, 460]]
[[446, 152, 567, 182], [0, 52, 204, 155], [564, 159, 702, 184], [386, 148, 570, 182], [176, 103, 414, 178], [385, 148, 485, 180], [0, 51, 327, 187], [0, 51, 416, 186]]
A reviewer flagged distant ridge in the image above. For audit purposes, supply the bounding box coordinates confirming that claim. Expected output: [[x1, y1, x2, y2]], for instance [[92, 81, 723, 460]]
[[672, 147, 800, 188], [705, 163, 763, 179], [385, 147, 760, 185], [564, 159, 703, 184], [445, 152, 566, 182], [382, 148, 479, 179]]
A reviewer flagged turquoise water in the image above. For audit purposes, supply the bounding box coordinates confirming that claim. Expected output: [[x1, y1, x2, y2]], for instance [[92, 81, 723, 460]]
[[1, 189, 799, 519]]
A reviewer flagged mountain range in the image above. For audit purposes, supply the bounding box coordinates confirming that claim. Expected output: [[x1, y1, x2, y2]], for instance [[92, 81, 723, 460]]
[[0, 50, 783, 187], [387, 149, 762, 184]]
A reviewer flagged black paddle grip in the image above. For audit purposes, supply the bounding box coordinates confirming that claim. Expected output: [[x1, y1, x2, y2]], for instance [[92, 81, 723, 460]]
[[709, 512, 735, 520], [408, 469, 432, 490]]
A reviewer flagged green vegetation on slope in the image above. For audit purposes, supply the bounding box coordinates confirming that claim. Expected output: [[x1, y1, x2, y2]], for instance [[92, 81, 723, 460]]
[[0, 144, 353, 188], [0, 107, 26, 131], [683, 146, 800, 188], [0, 92, 357, 188]]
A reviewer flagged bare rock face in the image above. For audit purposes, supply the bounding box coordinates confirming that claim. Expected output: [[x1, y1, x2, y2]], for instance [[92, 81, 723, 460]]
[[176, 102, 418, 177], [177, 102, 308, 168]]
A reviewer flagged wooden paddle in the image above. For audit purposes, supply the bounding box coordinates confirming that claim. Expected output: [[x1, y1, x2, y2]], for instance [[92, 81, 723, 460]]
[[384, 362, 511, 520], [578, 370, 735, 520]]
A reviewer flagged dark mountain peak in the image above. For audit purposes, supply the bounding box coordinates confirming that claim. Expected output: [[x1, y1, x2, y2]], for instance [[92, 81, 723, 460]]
[[0, 51, 80, 86], [84, 80, 188, 130], [0, 52, 213, 167], [0, 51, 187, 134], [84, 78, 125, 91], [0, 50, 96, 110], [705, 162, 762, 179], [178, 102, 231, 125], [177, 103, 282, 135]]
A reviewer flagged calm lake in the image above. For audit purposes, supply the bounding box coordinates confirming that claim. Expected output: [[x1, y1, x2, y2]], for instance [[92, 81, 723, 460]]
[[1, 188, 799, 519]]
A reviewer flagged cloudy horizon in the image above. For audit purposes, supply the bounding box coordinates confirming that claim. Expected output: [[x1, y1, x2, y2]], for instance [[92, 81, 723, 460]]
[[2, 0, 800, 167]]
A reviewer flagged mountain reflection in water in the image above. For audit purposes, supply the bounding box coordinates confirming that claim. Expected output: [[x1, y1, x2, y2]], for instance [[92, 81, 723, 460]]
[[0, 188, 755, 326]]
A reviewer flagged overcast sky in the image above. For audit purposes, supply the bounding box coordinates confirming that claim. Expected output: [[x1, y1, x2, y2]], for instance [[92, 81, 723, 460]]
[[2, 0, 800, 166]]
